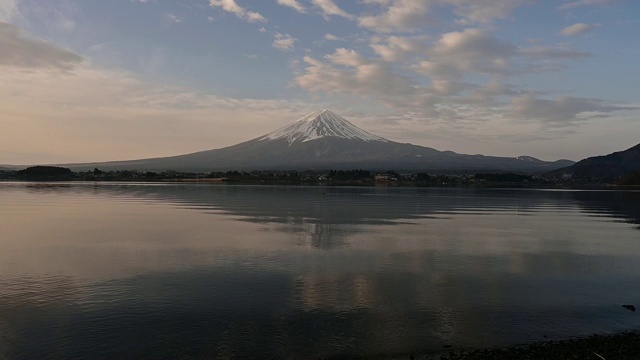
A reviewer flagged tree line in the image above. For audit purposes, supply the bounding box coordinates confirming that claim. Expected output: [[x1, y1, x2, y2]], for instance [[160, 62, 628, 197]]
[[1, 166, 639, 186]]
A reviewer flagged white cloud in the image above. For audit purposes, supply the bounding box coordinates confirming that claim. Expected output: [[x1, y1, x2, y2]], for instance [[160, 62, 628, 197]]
[[430, 79, 470, 96], [561, 23, 599, 36], [359, 0, 431, 33], [246, 12, 266, 22], [358, 0, 529, 33], [412, 29, 590, 80], [209, 0, 266, 23], [165, 13, 181, 24], [294, 27, 628, 127], [558, 0, 613, 10], [0, 21, 83, 69], [0, 0, 18, 21], [295, 49, 415, 99], [414, 28, 517, 79], [324, 33, 342, 41], [294, 48, 455, 118], [276, 0, 306, 13], [272, 33, 297, 51], [370, 35, 429, 62], [311, 0, 353, 19]]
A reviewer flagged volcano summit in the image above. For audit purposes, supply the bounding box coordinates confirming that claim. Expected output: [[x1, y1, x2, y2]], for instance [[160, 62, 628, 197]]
[[260, 110, 387, 144], [62, 110, 573, 172]]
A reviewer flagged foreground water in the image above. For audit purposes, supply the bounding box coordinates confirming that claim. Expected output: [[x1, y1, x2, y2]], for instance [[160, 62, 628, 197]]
[[1, 183, 639, 359]]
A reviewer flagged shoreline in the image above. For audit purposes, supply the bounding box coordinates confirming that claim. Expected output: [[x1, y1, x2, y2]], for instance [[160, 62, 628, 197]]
[[414, 331, 640, 360], [1, 179, 639, 190]]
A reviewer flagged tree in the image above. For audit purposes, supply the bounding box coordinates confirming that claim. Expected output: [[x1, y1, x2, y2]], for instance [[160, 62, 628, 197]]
[[17, 166, 74, 180]]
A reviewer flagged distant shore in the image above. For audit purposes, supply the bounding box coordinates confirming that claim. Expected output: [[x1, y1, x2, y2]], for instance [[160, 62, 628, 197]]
[[2, 179, 640, 190], [2, 166, 639, 187], [411, 331, 640, 360]]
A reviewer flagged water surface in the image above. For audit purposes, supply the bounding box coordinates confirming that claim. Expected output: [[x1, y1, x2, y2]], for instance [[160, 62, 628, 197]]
[[1, 183, 639, 359]]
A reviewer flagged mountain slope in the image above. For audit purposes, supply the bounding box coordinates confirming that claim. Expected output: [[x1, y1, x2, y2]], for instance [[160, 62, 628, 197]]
[[59, 110, 573, 172], [546, 143, 640, 180], [260, 109, 387, 144]]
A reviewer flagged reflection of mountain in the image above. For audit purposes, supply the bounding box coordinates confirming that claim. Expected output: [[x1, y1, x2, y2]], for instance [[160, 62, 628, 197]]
[[28, 183, 640, 246], [275, 222, 353, 249], [87, 185, 538, 250]]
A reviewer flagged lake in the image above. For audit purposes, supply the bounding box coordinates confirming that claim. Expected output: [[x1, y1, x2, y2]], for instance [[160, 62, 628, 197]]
[[1, 183, 639, 359]]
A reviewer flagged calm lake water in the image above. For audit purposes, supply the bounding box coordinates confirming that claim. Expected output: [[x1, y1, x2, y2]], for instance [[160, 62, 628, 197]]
[[1, 183, 640, 359]]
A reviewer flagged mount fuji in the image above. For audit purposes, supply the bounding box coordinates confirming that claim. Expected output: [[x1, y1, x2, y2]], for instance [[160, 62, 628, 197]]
[[60, 110, 573, 172]]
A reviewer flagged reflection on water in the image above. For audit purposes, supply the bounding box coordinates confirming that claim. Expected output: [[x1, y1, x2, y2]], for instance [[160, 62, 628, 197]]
[[1, 183, 639, 359]]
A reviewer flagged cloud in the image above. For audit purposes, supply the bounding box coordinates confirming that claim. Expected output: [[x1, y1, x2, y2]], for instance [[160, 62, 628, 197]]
[[311, 0, 353, 19], [295, 49, 415, 99], [413, 29, 590, 80], [520, 45, 590, 59], [358, 0, 529, 33], [165, 13, 181, 24], [370, 35, 429, 62], [0, 21, 83, 69], [293, 48, 455, 118], [359, 0, 431, 33], [414, 28, 517, 79], [324, 33, 342, 41], [561, 23, 599, 36], [294, 28, 614, 125], [510, 93, 636, 125], [3, 0, 634, 162], [209, 0, 266, 23], [276, 0, 305, 13], [558, 0, 613, 10], [272, 33, 297, 51], [518, 45, 591, 73], [0, 0, 19, 21]]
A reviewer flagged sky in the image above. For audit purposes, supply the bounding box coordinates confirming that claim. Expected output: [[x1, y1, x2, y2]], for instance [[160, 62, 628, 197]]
[[1, 0, 638, 164]]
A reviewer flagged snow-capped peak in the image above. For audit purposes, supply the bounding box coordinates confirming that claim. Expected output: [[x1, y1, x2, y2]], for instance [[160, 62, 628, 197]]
[[260, 110, 388, 145]]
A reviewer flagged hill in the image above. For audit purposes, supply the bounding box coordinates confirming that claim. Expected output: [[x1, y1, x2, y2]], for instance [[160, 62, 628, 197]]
[[546, 143, 640, 181]]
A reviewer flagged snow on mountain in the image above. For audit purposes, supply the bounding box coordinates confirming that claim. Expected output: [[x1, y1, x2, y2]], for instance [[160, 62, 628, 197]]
[[260, 109, 388, 145]]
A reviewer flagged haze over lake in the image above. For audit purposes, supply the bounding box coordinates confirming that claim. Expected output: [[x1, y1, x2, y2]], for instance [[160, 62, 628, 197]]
[[1, 183, 640, 359]]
